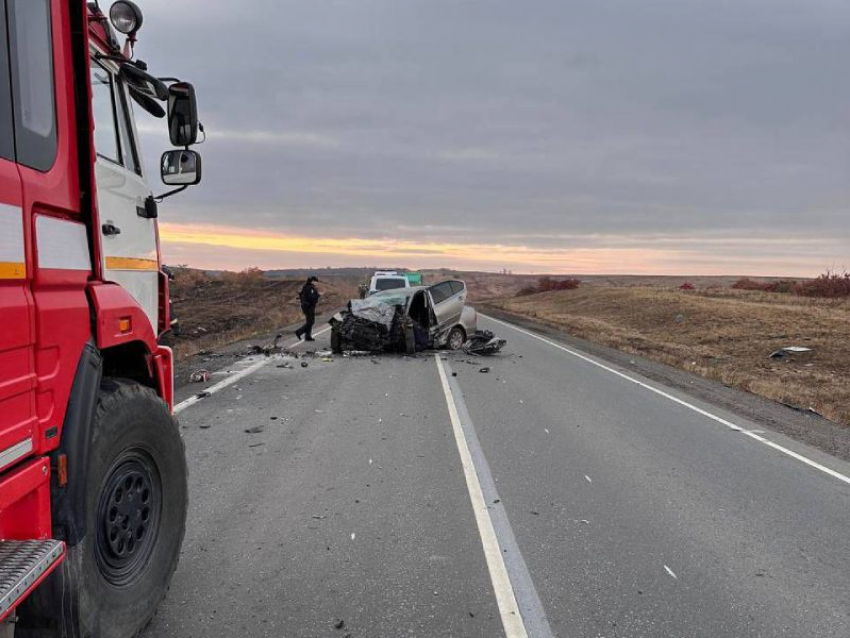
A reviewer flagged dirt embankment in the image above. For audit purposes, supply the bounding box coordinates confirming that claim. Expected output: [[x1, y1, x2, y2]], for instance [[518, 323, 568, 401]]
[[486, 286, 850, 427], [164, 270, 358, 359]]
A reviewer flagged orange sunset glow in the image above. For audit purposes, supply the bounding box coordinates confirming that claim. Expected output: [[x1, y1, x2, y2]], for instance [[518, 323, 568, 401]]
[[158, 223, 841, 276]]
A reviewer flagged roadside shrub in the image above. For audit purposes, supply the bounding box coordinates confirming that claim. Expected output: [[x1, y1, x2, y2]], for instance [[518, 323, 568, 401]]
[[795, 270, 850, 298], [732, 277, 799, 294], [515, 277, 581, 296], [222, 267, 266, 284], [679, 282, 695, 290], [172, 267, 213, 289], [732, 277, 770, 291], [764, 279, 798, 293], [516, 285, 539, 297], [537, 277, 581, 292], [733, 271, 850, 298]]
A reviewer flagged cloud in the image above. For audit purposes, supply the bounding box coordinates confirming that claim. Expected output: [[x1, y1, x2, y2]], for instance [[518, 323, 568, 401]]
[[130, 0, 850, 275], [209, 129, 340, 148]]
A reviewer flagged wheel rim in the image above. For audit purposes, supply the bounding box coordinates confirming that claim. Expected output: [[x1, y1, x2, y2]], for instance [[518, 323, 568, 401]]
[[449, 329, 464, 350], [95, 449, 162, 587]]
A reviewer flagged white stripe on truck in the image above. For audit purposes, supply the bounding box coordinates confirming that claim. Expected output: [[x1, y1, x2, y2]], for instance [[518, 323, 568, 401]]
[[0, 203, 25, 279], [36, 215, 91, 271]]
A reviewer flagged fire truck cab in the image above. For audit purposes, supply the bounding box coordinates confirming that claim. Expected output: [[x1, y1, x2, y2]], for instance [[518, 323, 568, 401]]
[[0, 1, 201, 636]]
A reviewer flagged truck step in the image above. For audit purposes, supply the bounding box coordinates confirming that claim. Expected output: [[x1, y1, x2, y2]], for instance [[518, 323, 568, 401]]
[[0, 540, 64, 620]]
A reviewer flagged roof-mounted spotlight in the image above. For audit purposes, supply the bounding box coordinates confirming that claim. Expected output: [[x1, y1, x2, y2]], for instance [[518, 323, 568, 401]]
[[109, 1, 143, 36]]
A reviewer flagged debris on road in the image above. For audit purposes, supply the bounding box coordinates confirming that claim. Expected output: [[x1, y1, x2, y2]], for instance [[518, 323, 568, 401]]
[[196, 391, 211, 399], [463, 330, 507, 355], [244, 425, 265, 434], [189, 369, 210, 383], [334, 619, 345, 630], [479, 367, 490, 373], [301, 361, 309, 368]]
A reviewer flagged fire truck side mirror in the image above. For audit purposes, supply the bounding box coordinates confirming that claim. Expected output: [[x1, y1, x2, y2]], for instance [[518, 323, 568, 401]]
[[168, 82, 199, 147], [161, 150, 202, 186]]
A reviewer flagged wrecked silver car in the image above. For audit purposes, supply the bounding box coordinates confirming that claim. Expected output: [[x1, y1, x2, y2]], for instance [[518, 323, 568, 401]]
[[329, 280, 477, 354]]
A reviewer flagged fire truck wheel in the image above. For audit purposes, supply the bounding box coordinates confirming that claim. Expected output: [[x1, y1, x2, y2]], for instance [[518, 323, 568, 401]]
[[77, 379, 187, 637]]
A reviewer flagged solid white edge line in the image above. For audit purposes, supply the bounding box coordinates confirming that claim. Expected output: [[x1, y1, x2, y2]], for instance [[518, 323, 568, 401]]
[[482, 313, 850, 488], [435, 355, 529, 638], [173, 326, 331, 415]]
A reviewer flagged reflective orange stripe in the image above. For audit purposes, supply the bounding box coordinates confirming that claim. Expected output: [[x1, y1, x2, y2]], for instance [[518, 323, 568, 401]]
[[105, 256, 158, 271], [0, 261, 26, 279]]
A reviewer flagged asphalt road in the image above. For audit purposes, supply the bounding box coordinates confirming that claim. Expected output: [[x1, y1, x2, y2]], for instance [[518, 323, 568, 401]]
[[144, 316, 850, 638]]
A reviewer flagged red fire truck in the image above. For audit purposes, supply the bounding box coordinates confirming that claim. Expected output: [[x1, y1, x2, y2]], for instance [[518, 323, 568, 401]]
[[0, 1, 201, 636]]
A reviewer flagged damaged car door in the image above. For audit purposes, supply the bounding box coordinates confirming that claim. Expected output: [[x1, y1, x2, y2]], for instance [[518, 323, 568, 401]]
[[428, 280, 466, 332]]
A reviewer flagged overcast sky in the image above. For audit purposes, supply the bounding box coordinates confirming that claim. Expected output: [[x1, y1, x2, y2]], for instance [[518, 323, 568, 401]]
[[134, 0, 849, 275]]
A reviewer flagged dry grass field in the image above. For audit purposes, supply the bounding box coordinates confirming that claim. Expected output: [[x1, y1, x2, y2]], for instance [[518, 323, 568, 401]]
[[486, 286, 850, 427], [165, 269, 358, 358]]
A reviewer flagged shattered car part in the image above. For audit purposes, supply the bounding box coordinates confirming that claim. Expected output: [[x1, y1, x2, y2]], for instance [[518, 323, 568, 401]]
[[189, 369, 210, 383], [329, 302, 413, 354], [350, 299, 399, 327], [769, 346, 813, 360], [463, 330, 507, 355]]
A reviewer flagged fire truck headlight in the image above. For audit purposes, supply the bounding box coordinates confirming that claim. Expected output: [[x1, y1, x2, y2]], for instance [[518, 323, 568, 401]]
[[110, 1, 144, 35]]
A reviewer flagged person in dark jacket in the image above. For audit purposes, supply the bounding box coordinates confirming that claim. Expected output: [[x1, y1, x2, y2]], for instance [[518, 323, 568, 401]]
[[295, 276, 321, 341]]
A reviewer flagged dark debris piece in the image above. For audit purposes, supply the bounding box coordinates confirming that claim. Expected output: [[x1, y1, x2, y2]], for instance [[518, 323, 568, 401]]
[[463, 330, 507, 356]]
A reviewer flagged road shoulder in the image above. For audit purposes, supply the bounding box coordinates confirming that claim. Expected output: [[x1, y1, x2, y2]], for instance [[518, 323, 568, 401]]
[[480, 305, 850, 462]]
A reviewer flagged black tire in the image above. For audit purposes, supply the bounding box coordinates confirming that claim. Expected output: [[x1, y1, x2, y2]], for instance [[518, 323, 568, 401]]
[[20, 379, 188, 638], [330, 326, 344, 354], [446, 326, 466, 351]]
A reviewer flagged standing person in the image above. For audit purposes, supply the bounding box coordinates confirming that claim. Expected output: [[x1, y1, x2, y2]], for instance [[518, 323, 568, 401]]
[[295, 276, 321, 341]]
